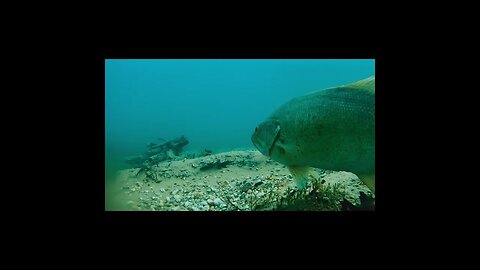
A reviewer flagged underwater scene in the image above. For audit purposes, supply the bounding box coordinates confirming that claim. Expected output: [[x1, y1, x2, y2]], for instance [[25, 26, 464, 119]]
[[105, 59, 375, 211]]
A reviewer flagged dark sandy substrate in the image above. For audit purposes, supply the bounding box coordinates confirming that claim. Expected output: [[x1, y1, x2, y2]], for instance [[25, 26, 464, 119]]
[[106, 150, 375, 211]]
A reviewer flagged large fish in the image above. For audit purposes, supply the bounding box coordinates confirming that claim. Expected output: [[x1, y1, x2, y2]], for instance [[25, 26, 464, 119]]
[[251, 76, 375, 193]]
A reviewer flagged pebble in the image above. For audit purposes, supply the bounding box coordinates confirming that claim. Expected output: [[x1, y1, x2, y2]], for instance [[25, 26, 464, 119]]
[[213, 198, 223, 206], [174, 195, 182, 202], [254, 179, 263, 186], [160, 188, 165, 192]]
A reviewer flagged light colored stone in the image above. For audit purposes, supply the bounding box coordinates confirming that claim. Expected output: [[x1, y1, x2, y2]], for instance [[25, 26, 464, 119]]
[[213, 198, 222, 206]]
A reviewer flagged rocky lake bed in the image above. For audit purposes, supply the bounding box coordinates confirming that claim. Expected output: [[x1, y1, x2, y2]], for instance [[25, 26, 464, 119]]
[[106, 150, 375, 211]]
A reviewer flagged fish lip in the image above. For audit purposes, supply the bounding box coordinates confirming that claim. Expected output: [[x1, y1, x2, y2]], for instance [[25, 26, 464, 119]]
[[252, 136, 268, 156]]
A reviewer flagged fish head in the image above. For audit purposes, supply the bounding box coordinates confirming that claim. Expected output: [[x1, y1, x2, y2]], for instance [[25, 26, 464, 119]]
[[251, 119, 281, 157]]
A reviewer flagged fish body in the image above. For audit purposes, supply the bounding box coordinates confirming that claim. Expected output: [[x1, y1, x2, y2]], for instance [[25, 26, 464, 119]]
[[251, 76, 375, 192]]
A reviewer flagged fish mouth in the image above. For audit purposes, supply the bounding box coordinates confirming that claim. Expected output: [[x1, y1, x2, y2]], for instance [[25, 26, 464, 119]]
[[251, 134, 267, 156], [251, 120, 280, 157]]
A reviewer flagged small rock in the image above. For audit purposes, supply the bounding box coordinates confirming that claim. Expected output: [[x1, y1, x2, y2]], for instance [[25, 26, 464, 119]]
[[213, 198, 223, 206], [254, 179, 263, 187], [160, 188, 165, 192], [174, 195, 182, 202]]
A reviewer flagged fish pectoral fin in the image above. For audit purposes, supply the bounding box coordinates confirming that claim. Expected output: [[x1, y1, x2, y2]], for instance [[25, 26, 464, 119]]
[[358, 174, 375, 194], [287, 166, 318, 190]]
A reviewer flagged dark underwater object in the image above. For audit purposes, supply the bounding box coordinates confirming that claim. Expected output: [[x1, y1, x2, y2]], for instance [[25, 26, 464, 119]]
[[125, 136, 190, 168], [199, 159, 232, 171]]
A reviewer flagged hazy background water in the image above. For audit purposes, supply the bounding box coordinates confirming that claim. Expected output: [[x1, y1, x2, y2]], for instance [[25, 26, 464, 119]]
[[105, 59, 375, 176]]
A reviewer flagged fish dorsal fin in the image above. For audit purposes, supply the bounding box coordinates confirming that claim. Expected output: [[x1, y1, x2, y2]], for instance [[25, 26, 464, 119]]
[[344, 75, 375, 93]]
